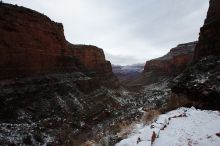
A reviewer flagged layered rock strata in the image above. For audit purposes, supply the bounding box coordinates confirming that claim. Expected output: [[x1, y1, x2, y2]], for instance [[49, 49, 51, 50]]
[[144, 42, 197, 75]]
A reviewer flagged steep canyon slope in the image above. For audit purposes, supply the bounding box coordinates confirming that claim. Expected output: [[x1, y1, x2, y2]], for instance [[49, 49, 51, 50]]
[[171, 0, 220, 110]]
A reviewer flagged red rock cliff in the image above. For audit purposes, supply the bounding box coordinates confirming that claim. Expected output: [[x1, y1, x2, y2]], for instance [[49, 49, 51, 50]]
[[193, 0, 220, 60], [0, 3, 118, 87], [144, 42, 197, 75], [67, 43, 119, 88], [67, 43, 112, 73], [0, 3, 74, 79]]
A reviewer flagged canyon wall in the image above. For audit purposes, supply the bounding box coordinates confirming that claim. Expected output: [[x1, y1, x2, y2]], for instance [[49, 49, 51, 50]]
[[67, 43, 109, 71], [0, 3, 118, 88], [171, 0, 220, 110], [122, 42, 196, 86], [67, 43, 119, 88], [144, 41, 197, 75], [0, 3, 73, 79]]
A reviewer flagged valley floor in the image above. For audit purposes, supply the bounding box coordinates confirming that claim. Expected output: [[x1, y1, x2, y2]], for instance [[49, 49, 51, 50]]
[[116, 107, 220, 146]]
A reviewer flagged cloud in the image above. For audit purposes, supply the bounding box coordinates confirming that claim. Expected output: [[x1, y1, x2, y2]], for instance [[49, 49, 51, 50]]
[[4, 0, 209, 65]]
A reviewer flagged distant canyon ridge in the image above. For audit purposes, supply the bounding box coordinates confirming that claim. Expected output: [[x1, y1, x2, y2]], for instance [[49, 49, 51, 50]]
[[113, 41, 197, 85]]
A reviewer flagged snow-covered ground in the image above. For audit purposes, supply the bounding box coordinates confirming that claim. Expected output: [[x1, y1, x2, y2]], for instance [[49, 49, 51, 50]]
[[116, 107, 220, 146]]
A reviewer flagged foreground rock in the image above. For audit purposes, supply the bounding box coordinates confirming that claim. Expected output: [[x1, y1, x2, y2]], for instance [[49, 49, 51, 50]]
[[116, 107, 220, 146], [171, 56, 220, 110]]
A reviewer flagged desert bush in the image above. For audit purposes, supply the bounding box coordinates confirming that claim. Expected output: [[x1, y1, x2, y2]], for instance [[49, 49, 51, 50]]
[[142, 109, 160, 124]]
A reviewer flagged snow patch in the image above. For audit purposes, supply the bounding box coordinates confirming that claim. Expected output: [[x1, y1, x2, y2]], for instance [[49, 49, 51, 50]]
[[116, 107, 220, 146]]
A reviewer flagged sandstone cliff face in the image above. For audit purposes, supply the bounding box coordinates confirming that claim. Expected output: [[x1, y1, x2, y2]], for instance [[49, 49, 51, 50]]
[[67, 43, 119, 88], [144, 42, 197, 75], [67, 43, 109, 71], [0, 3, 118, 88], [0, 3, 76, 79], [193, 0, 220, 60]]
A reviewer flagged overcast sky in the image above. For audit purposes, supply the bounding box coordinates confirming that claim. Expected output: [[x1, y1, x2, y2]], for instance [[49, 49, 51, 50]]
[[5, 0, 209, 65]]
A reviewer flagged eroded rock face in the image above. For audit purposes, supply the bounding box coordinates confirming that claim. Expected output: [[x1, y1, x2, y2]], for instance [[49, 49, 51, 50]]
[[0, 3, 118, 88], [67, 43, 108, 71], [67, 43, 119, 88], [0, 3, 77, 79], [144, 42, 197, 75], [193, 0, 220, 60]]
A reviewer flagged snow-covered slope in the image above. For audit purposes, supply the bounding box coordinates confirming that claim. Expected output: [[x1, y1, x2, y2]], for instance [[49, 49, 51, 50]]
[[116, 107, 220, 146]]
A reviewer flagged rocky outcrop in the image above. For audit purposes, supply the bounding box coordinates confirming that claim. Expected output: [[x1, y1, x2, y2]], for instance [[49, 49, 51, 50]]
[[193, 0, 220, 60], [171, 56, 220, 110], [171, 0, 220, 110], [144, 42, 197, 75]]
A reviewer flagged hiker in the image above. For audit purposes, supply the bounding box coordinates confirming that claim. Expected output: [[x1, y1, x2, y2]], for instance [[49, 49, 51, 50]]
[[137, 137, 141, 144], [151, 131, 156, 146]]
